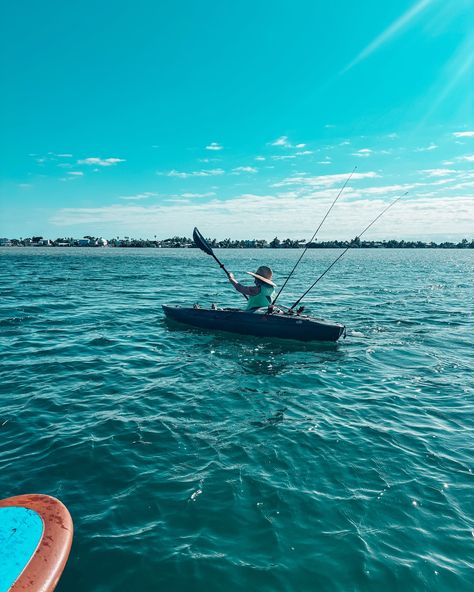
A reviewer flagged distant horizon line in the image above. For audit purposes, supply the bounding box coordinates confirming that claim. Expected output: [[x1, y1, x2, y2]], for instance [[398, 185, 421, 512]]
[[1, 236, 473, 249]]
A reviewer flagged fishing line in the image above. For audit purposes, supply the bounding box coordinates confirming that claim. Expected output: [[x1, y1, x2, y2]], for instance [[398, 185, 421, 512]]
[[289, 192, 407, 310], [272, 166, 357, 306]]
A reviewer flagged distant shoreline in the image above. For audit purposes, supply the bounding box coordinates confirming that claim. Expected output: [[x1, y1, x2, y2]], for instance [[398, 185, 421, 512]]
[[1, 236, 473, 249]]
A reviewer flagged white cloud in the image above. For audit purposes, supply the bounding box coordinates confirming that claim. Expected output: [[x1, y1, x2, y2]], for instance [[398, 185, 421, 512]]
[[119, 192, 157, 201], [78, 157, 126, 166], [272, 154, 297, 161], [232, 166, 258, 174], [415, 143, 438, 152], [458, 154, 474, 162], [255, 156, 266, 161], [271, 150, 313, 161], [50, 193, 474, 241], [57, 153, 73, 158], [273, 171, 379, 188], [206, 142, 223, 151], [270, 136, 306, 149], [67, 171, 84, 176], [453, 131, 474, 138], [163, 168, 225, 178], [421, 168, 457, 177], [352, 148, 373, 157], [449, 181, 474, 190], [271, 136, 290, 147], [360, 184, 418, 194], [180, 192, 216, 198]]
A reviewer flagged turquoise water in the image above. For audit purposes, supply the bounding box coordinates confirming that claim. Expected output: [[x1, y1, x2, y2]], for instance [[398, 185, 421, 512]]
[[0, 247, 473, 591]]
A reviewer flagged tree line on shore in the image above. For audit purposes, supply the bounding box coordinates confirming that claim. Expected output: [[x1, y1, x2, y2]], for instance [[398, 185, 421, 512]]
[[1, 235, 473, 248]]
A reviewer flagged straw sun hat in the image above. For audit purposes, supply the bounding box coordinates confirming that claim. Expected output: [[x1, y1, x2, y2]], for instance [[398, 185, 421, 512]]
[[246, 266, 276, 287]]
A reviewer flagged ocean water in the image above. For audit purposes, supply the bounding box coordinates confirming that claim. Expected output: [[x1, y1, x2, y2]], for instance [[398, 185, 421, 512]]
[[0, 247, 473, 592]]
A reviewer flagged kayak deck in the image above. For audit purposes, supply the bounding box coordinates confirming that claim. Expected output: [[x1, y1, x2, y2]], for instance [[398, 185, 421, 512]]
[[162, 305, 345, 342]]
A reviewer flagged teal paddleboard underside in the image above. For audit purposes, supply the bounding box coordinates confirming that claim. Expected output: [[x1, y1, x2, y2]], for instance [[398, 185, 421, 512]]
[[0, 507, 44, 592]]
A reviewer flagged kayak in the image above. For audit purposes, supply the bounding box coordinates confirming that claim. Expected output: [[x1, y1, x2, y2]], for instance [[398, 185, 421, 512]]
[[0, 494, 73, 592], [162, 305, 345, 342]]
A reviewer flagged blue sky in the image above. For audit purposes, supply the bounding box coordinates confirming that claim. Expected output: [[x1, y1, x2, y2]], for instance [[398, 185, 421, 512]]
[[1, 0, 473, 240]]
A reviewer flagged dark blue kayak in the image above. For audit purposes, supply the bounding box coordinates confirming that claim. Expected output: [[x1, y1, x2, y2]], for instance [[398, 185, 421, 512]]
[[162, 305, 345, 342]]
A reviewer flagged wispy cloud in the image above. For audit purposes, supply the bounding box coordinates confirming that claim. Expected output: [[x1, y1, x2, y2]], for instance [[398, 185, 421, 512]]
[[78, 157, 126, 166], [271, 154, 296, 161], [162, 168, 225, 178], [352, 148, 373, 158], [360, 183, 418, 195], [270, 136, 306, 149], [232, 166, 258, 174], [271, 150, 312, 161], [453, 131, 474, 138], [206, 142, 223, 151], [271, 136, 290, 147], [421, 168, 457, 177], [50, 194, 474, 241], [119, 192, 158, 201], [180, 192, 216, 198], [414, 143, 438, 152], [458, 154, 474, 162], [67, 171, 83, 176], [342, 0, 433, 73], [273, 171, 379, 188]]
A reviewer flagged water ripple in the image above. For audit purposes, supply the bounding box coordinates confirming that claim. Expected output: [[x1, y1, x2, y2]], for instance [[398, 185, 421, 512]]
[[0, 248, 473, 591]]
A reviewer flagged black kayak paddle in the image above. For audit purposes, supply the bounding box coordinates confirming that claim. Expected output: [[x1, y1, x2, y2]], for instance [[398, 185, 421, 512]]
[[193, 227, 248, 300]]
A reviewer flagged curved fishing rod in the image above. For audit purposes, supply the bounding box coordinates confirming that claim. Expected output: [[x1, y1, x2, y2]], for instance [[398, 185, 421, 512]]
[[272, 166, 357, 306], [289, 192, 407, 310]]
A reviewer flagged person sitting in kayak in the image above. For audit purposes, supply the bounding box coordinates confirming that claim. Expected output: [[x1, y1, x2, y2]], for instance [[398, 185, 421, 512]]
[[228, 266, 276, 310]]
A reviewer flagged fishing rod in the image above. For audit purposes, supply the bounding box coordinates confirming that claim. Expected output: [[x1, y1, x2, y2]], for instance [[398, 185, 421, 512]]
[[289, 192, 407, 310], [272, 166, 357, 306]]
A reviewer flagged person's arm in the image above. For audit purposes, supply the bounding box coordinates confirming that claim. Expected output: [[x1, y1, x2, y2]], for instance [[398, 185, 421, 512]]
[[228, 273, 260, 296]]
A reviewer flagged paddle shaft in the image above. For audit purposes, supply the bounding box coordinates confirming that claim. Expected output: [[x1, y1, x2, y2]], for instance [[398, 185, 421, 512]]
[[191, 230, 248, 301], [210, 252, 229, 277]]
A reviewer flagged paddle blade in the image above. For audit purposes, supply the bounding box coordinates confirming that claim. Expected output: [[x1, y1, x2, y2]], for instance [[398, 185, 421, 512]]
[[193, 227, 214, 256]]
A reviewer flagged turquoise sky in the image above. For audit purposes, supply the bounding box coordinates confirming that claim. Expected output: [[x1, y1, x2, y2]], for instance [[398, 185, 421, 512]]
[[1, 0, 473, 240]]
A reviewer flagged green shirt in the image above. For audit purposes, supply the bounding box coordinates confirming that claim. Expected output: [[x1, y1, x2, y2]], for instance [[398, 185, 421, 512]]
[[246, 284, 275, 310]]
